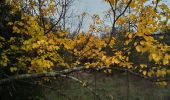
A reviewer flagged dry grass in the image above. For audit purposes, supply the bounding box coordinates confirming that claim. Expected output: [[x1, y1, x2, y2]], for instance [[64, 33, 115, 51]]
[[43, 71, 170, 100]]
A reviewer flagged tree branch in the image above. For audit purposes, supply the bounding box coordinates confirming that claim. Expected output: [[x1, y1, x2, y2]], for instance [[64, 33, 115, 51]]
[[1, 65, 170, 85], [114, 0, 133, 23], [0, 66, 85, 85], [45, 0, 67, 34]]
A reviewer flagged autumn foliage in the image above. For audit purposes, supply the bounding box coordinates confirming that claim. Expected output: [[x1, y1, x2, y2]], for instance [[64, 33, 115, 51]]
[[0, 0, 170, 87]]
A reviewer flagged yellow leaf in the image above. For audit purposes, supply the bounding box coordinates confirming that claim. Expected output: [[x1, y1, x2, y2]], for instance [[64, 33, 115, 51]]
[[18, 22, 24, 26], [128, 33, 133, 39], [55, 46, 60, 50], [163, 59, 169, 65], [8, 22, 13, 25], [159, 36, 164, 39], [140, 64, 147, 68], [10, 67, 17, 72], [102, 55, 107, 60], [136, 45, 142, 52], [143, 71, 147, 76], [140, 41, 145, 45], [108, 69, 112, 74], [147, 70, 154, 77]]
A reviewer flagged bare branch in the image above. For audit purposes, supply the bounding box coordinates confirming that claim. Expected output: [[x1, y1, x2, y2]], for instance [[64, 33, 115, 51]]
[[154, 0, 159, 11], [115, 0, 133, 23], [107, 0, 116, 22], [107, 0, 133, 44], [0, 66, 85, 85], [1, 65, 170, 85], [38, 0, 46, 33], [45, 0, 67, 34]]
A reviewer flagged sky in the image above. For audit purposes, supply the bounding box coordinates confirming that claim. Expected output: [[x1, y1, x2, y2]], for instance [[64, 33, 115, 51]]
[[71, 0, 109, 31], [71, 0, 170, 31], [75, 0, 170, 14], [74, 0, 170, 16], [75, 0, 109, 15]]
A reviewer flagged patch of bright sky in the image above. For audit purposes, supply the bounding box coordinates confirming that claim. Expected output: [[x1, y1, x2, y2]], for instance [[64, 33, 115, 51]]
[[72, 0, 170, 31], [76, 0, 109, 15], [72, 0, 109, 31]]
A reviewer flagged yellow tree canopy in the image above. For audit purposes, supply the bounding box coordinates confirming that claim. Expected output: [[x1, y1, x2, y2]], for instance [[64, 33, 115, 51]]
[[0, 0, 170, 86]]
